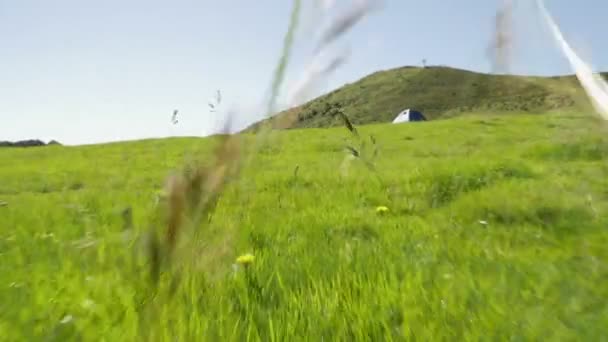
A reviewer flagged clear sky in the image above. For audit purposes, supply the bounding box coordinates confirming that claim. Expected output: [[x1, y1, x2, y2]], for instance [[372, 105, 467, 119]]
[[1, 0, 607, 145]]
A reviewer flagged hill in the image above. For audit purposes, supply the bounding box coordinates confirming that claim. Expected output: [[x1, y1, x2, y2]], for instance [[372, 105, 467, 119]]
[[1, 111, 607, 339], [247, 65, 604, 131]]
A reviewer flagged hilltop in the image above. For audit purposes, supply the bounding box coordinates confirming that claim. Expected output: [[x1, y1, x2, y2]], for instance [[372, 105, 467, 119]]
[[248, 65, 604, 131]]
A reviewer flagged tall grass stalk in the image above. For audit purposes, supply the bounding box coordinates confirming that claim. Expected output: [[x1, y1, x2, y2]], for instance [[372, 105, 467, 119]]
[[132, 0, 377, 337]]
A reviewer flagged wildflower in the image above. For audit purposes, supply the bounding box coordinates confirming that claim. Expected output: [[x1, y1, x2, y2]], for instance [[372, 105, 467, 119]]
[[236, 253, 255, 266], [376, 206, 389, 214]]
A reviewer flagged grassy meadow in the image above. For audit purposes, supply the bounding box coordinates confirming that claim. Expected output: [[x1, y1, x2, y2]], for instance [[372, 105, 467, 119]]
[[1, 111, 608, 340]]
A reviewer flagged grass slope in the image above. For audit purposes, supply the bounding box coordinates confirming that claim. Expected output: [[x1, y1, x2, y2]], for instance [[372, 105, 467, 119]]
[[248, 66, 604, 131], [1, 111, 608, 340]]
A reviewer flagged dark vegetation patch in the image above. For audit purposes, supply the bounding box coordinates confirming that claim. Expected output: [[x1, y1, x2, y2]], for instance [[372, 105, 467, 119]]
[[448, 186, 598, 238], [423, 162, 535, 208], [479, 204, 593, 233], [475, 119, 501, 126], [0, 139, 61, 148], [530, 139, 608, 161], [68, 182, 85, 191], [323, 224, 380, 242]]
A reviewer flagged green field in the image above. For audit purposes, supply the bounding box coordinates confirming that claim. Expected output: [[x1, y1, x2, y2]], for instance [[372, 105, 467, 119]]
[[1, 111, 608, 340]]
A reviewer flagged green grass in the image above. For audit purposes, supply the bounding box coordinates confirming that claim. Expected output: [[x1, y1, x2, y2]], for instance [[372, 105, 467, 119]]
[[247, 66, 604, 131], [1, 111, 608, 340]]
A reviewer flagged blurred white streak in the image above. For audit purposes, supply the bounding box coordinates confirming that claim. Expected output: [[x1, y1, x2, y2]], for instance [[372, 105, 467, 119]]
[[287, 47, 350, 106], [320, 0, 336, 12], [488, 0, 514, 73], [315, 0, 380, 53], [285, 0, 379, 109], [537, 0, 608, 120]]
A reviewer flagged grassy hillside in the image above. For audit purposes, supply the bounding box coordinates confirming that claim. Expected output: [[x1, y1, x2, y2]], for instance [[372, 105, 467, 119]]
[[248, 66, 604, 131], [1, 110, 608, 340]]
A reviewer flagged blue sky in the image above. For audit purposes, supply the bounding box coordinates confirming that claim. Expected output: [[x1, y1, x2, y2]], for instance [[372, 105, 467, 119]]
[[1, 0, 607, 145]]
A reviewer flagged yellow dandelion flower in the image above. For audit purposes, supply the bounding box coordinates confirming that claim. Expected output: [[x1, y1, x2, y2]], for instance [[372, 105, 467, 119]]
[[236, 253, 255, 265], [376, 206, 389, 214]]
